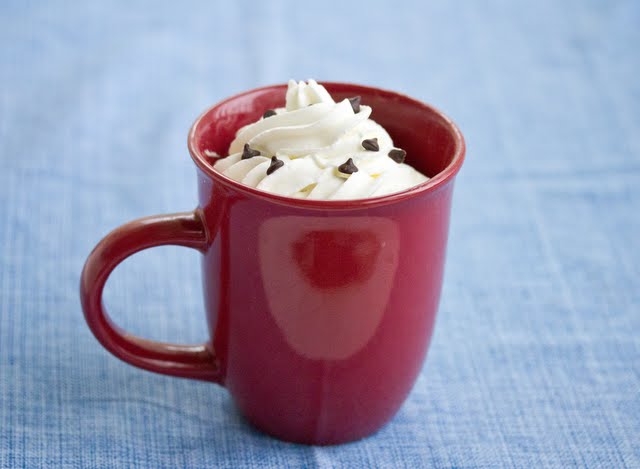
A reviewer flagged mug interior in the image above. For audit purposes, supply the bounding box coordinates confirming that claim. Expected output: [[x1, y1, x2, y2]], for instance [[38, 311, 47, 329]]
[[188, 82, 464, 205]]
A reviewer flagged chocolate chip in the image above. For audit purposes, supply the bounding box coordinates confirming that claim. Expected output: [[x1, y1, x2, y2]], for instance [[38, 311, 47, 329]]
[[263, 109, 277, 119], [266, 156, 284, 175], [388, 148, 406, 164], [348, 96, 361, 113], [338, 157, 359, 175], [242, 143, 261, 160], [361, 138, 379, 152]]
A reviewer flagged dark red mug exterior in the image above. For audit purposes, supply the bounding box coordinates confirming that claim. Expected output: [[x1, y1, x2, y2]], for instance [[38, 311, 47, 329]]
[[80, 82, 465, 445]]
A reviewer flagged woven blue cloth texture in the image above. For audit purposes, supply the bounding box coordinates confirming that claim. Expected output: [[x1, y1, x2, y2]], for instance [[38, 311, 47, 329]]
[[1, 0, 639, 467]]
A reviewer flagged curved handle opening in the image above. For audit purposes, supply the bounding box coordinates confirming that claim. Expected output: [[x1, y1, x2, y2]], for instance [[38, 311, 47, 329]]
[[80, 210, 222, 383]]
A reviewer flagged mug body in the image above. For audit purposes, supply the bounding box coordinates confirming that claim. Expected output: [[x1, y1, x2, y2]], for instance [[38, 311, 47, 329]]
[[190, 83, 464, 444]]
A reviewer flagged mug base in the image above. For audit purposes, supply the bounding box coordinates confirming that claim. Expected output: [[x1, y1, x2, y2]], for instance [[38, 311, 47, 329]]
[[236, 404, 394, 446]]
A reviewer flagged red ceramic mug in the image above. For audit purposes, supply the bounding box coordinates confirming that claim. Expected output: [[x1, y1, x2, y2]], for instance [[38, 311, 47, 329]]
[[80, 82, 465, 445]]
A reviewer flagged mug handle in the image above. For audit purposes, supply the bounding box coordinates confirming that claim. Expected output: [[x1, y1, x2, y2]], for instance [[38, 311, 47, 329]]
[[80, 210, 221, 383]]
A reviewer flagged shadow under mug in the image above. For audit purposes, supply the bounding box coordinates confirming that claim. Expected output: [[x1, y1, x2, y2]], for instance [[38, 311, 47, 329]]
[[80, 82, 465, 445]]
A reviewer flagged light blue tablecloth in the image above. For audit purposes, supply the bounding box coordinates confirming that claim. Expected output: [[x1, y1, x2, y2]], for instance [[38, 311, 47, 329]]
[[1, 1, 638, 467]]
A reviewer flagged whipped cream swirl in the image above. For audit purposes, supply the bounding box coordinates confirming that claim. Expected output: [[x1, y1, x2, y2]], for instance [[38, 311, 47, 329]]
[[213, 80, 428, 200]]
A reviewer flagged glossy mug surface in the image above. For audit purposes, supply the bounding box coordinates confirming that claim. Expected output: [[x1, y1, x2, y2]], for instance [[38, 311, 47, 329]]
[[80, 83, 465, 445]]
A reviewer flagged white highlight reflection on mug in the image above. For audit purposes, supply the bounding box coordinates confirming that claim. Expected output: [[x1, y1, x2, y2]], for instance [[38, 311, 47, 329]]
[[259, 216, 400, 360]]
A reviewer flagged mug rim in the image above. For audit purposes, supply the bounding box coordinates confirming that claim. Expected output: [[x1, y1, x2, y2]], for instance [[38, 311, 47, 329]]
[[188, 81, 466, 209]]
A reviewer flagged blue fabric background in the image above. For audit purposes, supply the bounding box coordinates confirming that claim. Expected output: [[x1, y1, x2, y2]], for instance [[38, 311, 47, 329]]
[[1, 1, 638, 467]]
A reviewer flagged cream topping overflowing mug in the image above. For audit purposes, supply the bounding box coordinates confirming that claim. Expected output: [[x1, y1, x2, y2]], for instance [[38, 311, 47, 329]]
[[213, 80, 428, 199]]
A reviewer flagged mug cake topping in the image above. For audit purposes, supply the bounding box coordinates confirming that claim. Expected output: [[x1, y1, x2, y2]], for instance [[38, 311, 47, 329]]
[[212, 79, 428, 199], [267, 156, 285, 175], [361, 138, 379, 152], [337, 158, 359, 176], [388, 148, 407, 164], [348, 96, 361, 113], [241, 143, 261, 160]]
